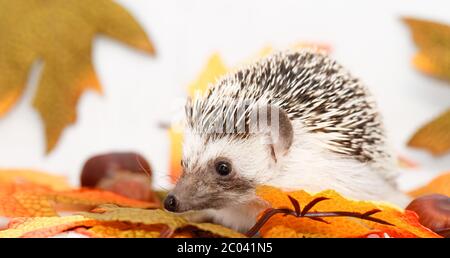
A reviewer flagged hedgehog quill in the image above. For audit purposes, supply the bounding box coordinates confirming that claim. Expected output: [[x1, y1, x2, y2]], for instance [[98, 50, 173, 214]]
[[164, 49, 410, 232]]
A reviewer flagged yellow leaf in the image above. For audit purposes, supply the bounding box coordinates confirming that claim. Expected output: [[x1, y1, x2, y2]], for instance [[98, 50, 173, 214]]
[[168, 126, 185, 184], [403, 17, 450, 82], [79, 204, 245, 238], [0, 169, 71, 191], [0, 0, 155, 153], [75, 223, 163, 238], [408, 109, 450, 155], [187, 53, 228, 97], [0, 215, 98, 238]]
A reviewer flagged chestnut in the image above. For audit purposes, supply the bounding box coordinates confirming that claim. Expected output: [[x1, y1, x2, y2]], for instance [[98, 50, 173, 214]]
[[406, 194, 450, 238], [81, 152, 156, 202]]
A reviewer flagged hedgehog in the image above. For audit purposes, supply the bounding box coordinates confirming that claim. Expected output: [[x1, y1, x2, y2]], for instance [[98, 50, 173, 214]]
[[164, 49, 410, 232]]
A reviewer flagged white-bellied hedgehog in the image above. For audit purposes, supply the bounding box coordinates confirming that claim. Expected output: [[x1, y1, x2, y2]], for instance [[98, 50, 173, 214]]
[[164, 49, 410, 232]]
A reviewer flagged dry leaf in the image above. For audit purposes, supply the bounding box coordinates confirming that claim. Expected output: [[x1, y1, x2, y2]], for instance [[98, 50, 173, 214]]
[[0, 182, 55, 217], [0, 215, 98, 238], [79, 204, 245, 238], [0, 182, 158, 217], [75, 223, 163, 238], [408, 109, 450, 155], [0, 169, 71, 191], [255, 186, 440, 238], [403, 17, 450, 82], [0, 215, 163, 238], [168, 126, 186, 184], [0, 206, 242, 238], [0, 0, 155, 152], [409, 171, 450, 198]]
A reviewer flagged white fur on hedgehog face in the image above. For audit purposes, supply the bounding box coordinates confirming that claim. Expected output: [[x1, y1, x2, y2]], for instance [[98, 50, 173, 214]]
[[172, 128, 274, 211], [184, 131, 273, 179]]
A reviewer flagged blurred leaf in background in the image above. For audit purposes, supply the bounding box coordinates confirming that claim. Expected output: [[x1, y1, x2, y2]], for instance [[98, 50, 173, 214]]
[[403, 17, 450, 156], [408, 109, 450, 156], [0, 0, 155, 153], [403, 17, 450, 83]]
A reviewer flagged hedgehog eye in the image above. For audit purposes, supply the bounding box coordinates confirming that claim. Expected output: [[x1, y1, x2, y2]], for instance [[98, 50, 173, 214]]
[[215, 161, 231, 176]]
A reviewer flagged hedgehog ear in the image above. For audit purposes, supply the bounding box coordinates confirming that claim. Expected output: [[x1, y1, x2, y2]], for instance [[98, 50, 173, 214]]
[[250, 105, 293, 161]]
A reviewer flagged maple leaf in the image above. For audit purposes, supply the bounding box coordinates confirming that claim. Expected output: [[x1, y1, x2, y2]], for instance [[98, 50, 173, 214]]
[[75, 223, 164, 238], [409, 171, 450, 198], [0, 169, 71, 191], [254, 186, 441, 238], [0, 215, 98, 238], [407, 109, 450, 155], [0, 182, 159, 218], [0, 182, 55, 217], [79, 204, 245, 238], [0, 0, 155, 153], [403, 17, 450, 83]]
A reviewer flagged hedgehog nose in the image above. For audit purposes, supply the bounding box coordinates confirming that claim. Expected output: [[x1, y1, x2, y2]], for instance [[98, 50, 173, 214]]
[[164, 194, 178, 212]]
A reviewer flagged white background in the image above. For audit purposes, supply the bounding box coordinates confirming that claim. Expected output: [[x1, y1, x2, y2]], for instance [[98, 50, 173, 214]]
[[0, 0, 449, 191]]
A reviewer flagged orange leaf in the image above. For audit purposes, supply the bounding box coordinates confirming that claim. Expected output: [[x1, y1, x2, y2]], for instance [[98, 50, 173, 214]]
[[54, 189, 158, 209], [0, 169, 71, 191], [256, 186, 440, 238], [0, 182, 159, 218], [409, 171, 450, 198], [168, 126, 185, 184], [0, 215, 98, 238], [79, 204, 245, 238], [407, 109, 450, 155], [0, 0, 155, 153], [0, 182, 56, 217]]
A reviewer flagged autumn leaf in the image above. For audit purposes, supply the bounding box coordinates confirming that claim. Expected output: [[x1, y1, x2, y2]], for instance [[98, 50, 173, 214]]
[[79, 204, 245, 238], [0, 205, 243, 238], [408, 109, 450, 155], [403, 17, 450, 82], [0, 182, 159, 217], [409, 171, 450, 198], [75, 223, 164, 238], [0, 0, 155, 153], [0, 169, 71, 191], [0, 215, 98, 238], [168, 126, 186, 184], [0, 215, 167, 238], [0, 182, 55, 217], [255, 186, 440, 238]]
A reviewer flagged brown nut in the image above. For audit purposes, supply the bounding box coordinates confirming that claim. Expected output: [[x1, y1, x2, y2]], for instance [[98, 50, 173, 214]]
[[406, 194, 450, 237], [80, 152, 155, 202], [81, 152, 152, 187]]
